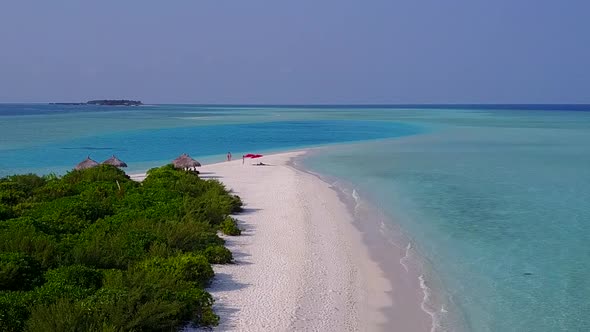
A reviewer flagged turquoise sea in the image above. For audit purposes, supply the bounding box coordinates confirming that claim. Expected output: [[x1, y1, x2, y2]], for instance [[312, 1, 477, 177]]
[[2, 104, 590, 331]]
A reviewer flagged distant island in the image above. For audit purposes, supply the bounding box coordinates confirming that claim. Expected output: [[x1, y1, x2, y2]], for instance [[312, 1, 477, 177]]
[[50, 99, 142, 106], [87, 99, 142, 106]]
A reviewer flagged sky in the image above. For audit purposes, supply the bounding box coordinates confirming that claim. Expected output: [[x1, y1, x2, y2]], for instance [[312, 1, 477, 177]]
[[0, 0, 589, 104]]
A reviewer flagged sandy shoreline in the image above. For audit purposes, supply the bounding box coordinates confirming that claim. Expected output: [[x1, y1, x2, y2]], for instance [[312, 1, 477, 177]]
[[132, 151, 430, 331]]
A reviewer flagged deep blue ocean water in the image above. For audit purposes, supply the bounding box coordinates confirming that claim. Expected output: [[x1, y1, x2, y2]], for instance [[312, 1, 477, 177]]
[[2, 104, 590, 331]]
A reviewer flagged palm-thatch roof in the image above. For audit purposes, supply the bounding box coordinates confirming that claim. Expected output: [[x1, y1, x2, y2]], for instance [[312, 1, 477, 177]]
[[172, 153, 201, 169], [102, 155, 128, 168], [75, 156, 99, 170]]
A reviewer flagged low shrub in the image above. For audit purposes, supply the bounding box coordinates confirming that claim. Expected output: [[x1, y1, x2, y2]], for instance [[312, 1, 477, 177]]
[[0, 291, 30, 332], [0, 165, 239, 330], [220, 216, 241, 236], [139, 253, 213, 287], [203, 245, 233, 264], [164, 221, 223, 252], [31, 265, 103, 306], [25, 298, 92, 332], [61, 165, 131, 188], [87, 268, 217, 330], [229, 195, 243, 213], [0, 252, 43, 291], [0, 222, 60, 269], [71, 218, 167, 269], [3, 174, 46, 197], [0, 203, 14, 221], [44, 265, 103, 290]]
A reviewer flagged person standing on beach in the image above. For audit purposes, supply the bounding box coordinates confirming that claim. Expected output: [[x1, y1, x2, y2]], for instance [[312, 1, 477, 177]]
[[242, 155, 245, 164], [227, 152, 231, 161], [229, 152, 232, 161]]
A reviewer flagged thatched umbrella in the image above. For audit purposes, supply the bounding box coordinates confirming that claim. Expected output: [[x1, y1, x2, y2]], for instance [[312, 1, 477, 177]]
[[172, 153, 201, 170], [102, 155, 128, 168], [75, 156, 99, 170]]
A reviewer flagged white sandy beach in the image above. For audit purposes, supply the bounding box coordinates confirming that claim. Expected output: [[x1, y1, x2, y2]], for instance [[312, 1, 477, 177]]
[[132, 151, 423, 331], [195, 151, 395, 331]]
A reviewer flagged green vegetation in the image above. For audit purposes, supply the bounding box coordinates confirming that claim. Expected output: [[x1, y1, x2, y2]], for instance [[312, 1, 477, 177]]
[[0, 164, 242, 331], [203, 245, 233, 264], [220, 216, 242, 236]]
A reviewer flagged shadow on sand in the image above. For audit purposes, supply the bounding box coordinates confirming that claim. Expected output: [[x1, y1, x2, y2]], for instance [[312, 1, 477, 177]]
[[238, 207, 262, 215], [210, 272, 250, 292]]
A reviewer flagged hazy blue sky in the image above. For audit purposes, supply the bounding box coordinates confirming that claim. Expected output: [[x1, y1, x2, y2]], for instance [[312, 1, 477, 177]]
[[1, 1, 589, 104]]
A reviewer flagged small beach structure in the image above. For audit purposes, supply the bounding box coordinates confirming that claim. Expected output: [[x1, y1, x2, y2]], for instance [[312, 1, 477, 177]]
[[102, 155, 128, 168], [172, 153, 201, 171], [244, 153, 263, 159], [74, 156, 99, 170]]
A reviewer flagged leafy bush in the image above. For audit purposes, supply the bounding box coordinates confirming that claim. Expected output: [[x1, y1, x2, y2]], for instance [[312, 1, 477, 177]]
[[0, 165, 242, 330], [32, 180, 75, 202], [0, 183, 25, 206], [61, 164, 131, 188], [30, 265, 103, 307], [0, 204, 14, 221], [139, 253, 213, 287], [4, 174, 46, 196], [164, 221, 223, 252], [26, 298, 93, 332], [203, 245, 233, 264], [0, 222, 59, 269], [85, 268, 217, 330], [0, 291, 30, 332], [220, 216, 242, 236], [44, 265, 103, 290], [0, 252, 43, 291], [72, 218, 188, 269], [229, 195, 243, 213]]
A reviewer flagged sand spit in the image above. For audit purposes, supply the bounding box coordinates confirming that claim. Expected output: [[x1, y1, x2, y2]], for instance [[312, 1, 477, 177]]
[[134, 151, 429, 331]]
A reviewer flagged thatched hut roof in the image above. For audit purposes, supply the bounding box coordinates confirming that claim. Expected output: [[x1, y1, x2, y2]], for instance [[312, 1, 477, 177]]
[[102, 155, 128, 168], [75, 156, 99, 170], [172, 153, 201, 169]]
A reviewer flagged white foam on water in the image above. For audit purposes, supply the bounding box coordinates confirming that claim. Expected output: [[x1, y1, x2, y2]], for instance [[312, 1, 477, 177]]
[[351, 189, 361, 213], [400, 242, 412, 272], [419, 274, 441, 332]]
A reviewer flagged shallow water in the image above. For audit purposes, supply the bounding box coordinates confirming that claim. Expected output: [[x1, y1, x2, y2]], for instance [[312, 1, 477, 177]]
[[2, 104, 590, 331], [304, 109, 590, 331], [0, 104, 422, 176]]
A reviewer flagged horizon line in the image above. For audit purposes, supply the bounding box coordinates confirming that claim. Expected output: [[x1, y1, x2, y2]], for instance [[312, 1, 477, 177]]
[[2, 102, 590, 106]]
